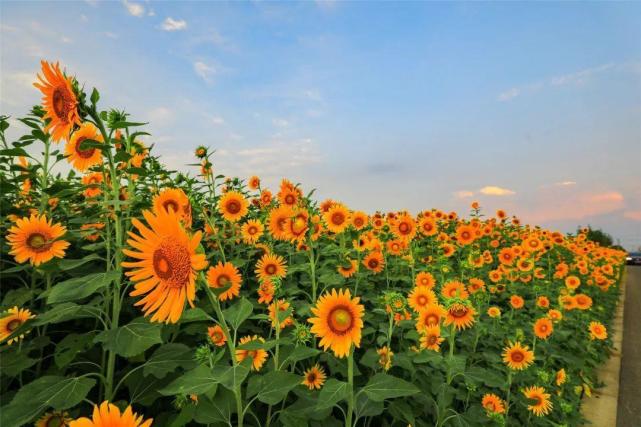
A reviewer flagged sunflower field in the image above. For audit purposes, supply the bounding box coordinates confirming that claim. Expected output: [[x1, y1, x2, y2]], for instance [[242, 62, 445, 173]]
[[0, 61, 627, 427]]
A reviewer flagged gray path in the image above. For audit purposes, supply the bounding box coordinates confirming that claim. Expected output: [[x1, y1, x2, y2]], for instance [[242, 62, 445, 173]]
[[617, 266, 641, 427]]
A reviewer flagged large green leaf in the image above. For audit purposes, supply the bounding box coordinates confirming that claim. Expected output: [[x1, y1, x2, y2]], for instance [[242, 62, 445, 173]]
[[193, 389, 237, 424], [95, 317, 162, 357], [143, 343, 196, 379], [0, 349, 38, 377], [57, 254, 103, 271], [316, 379, 348, 410], [222, 298, 253, 330], [218, 360, 251, 391], [55, 333, 96, 368], [257, 371, 301, 405], [360, 373, 420, 402], [34, 302, 97, 326], [159, 365, 219, 396], [0, 376, 95, 427], [46, 271, 119, 304]]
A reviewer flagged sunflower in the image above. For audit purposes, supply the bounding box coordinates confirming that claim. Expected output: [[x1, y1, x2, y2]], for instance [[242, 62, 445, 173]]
[[259, 189, 273, 207], [241, 219, 264, 244], [522, 386, 553, 417], [487, 306, 501, 318], [257, 280, 275, 304], [455, 224, 476, 246], [481, 394, 506, 414], [467, 278, 485, 294], [153, 188, 192, 227], [36, 411, 71, 427], [547, 309, 563, 322], [248, 175, 261, 190], [392, 213, 417, 241], [122, 209, 208, 324], [575, 294, 593, 310], [268, 205, 294, 240], [284, 209, 309, 242], [65, 122, 103, 172], [377, 346, 393, 370], [308, 288, 364, 358], [68, 401, 152, 427], [556, 368, 567, 386], [442, 243, 455, 257], [410, 275, 433, 293], [235, 335, 269, 371], [441, 281, 469, 300], [444, 303, 476, 331], [362, 251, 385, 274], [278, 187, 299, 207], [7, 214, 70, 266], [416, 304, 447, 332], [323, 203, 351, 234], [351, 211, 368, 230], [208, 325, 227, 347], [34, 60, 80, 142], [408, 287, 437, 313], [498, 248, 515, 265], [536, 296, 550, 308], [0, 306, 35, 344], [589, 321, 607, 340], [420, 325, 444, 351], [218, 191, 248, 222], [81, 172, 104, 198], [206, 261, 242, 302], [533, 317, 553, 340], [268, 299, 294, 330], [302, 364, 326, 390], [255, 253, 287, 282], [337, 259, 358, 278], [502, 341, 535, 370], [510, 295, 524, 309], [418, 216, 438, 236]]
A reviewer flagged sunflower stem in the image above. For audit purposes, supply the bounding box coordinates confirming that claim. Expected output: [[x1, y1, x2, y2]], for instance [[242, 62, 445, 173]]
[[505, 370, 513, 422], [39, 134, 50, 213], [346, 346, 355, 427]]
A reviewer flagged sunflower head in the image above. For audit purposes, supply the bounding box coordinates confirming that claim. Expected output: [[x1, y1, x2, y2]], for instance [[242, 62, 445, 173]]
[[302, 363, 327, 390], [65, 122, 104, 172], [68, 401, 152, 427], [218, 191, 249, 222], [0, 306, 35, 345], [502, 341, 535, 370], [7, 214, 70, 266]]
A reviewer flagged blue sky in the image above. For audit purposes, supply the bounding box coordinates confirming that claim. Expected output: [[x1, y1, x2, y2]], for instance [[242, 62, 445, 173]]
[[1, 1, 640, 249]]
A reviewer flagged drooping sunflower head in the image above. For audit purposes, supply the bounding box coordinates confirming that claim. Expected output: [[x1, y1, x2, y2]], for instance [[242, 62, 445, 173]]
[[555, 368, 567, 386], [308, 288, 365, 358], [68, 401, 152, 427], [302, 363, 327, 390], [34, 60, 81, 142], [35, 411, 71, 427], [122, 209, 208, 324], [377, 346, 394, 370], [0, 306, 35, 345], [481, 393, 506, 414], [522, 386, 553, 417], [6, 214, 70, 266], [502, 341, 535, 370], [206, 261, 242, 302], [153, 188, 192, 227], [235, 335, 269, 371], [444, 302, 476, 331], [65, 122, 103, 172], [218, 191, 249, 222], [337, 259, 358, 278]]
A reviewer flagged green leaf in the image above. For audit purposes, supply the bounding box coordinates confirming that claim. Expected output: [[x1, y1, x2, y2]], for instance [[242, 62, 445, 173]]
[[114, 150, 132, 163], [257, 371, 301, 405], [111, 121, 148, 129], [222, 298, 253, 330], [464, 366, 506, 388], [281, 346, 321, 367], [0, 148, 29, 157], [360, 373, 420, 402], [194, 389, 237, 423], [218, 360, 251, 391], [95, 317, 162, 357], [54, 333, 96, 368], [180, 308, 210, 323], [46, 271, 119, 304], [316, 379, 348, 410], [0, 376, 95, 427], [159, 365, 218, 396], [0, 349, 38, 377], [33, 302, 96, 326], [356, 393, 384, 418], [90, 88, 100, 105], [57, 254, 103, 271], [143, 343, 196, 379]]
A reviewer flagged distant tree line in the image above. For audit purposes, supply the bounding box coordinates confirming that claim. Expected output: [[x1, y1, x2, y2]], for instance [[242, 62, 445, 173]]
[[578, 226, 626, 251]]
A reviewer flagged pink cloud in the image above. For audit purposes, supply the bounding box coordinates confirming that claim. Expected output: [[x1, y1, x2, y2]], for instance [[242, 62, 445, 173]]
[[623, 210, 641, 221], [521, 191, 625, 223]]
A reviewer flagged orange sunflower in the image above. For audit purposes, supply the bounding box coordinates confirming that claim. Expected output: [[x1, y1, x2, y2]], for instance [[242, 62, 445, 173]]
[[255, 252, 287, 282], [34, 60, 81, 142], [122, 209, 208, 324], [308, 288, 364, 358], [441, 281, 469, 300], [284, 209, 309, 242], [323, 203, 351, 234], [502, 341, 535, 370], [82, 172, 104, 198], [408, 287, 438, 313], [555, 368, 567, 386], [416, 304, 447, 332], [0, 306, 35, 344], [337, 259, 358, 278], [36, 412, 71, 427], [302, 364, 326, 390], [235, 335, 269, 371], [589, 321, 607, 340], [481, 394, 506, 414], [267, 205, 294, 240], [351, 211, 369, 230], [241, 219, 264, 244], [391, 213, 417, 241], [208, 325, 227, 347], [415, 271, 436, 288], [153, 188, 192, 227], [418, 216, 438, 236], [206, 261, 242, 301], [7, 214, 70, 266], [363, 251, 385, 273], [522, 386, 553, 417], [444, 303, 476, 331], [455, 224, 476, 246], [533, 317, 553, 340], [420, 325, 444, 351], [218, 191, 248, 222], [377, 346, 394, 370], [268, 299, 294, 330], [68, 401, 152, 427], [510, 295, 525, 309], [66, 122, 103, 172], [257, 280, 275, 304], [248, 175, 261, 190]]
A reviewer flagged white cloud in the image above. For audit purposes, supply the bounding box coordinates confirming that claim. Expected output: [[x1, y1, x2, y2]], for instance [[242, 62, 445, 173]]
[[498, 88, 520, 102], [123, 0, 145, 17], [272, 118, 290, 128], [315, 0, 337, 10], [161, 17, 187, 32], [146, 107, 172, 123], [104, 32, 118, 39], [479, 186, 515, 196], [454, 190, 475, 198], [193, 61, 216, 83], [550, 63, 614, 87], [554, 181, 577, 187], [210, 115, 225, 125], [80, 14, 89, 23]]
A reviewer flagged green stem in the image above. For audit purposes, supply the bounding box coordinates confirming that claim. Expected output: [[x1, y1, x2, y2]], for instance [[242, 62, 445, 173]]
[[505, 370, 513, 422], [346, 347, 355, 427], [39, 135, 50, 212]]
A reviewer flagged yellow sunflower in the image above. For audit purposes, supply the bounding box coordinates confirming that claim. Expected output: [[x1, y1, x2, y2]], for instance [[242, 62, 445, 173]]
[[522, 386, 553, 417], [241, 219, 264, 244], [351, 211, 369, 230], [68, 401, 152, 427], [302, 364, 326, 390], [444, 303, 476, 331], [36, 411, 71, 427], [218, 191, 248, 222], [152, 188, 192, 227], [391, 213, 416, 241], [416, 304, 447, 332], [65, 122, 103, 172], [502, 341, 535, 370], [0, 306, 35, 344], [323, 203, 351, 234], [415, 271, 436, 288], [362, 251, 385, 274], [481, 394, 505, 414], [408, 286, 438, 313], [7, 214, 70, 266], [420, 324, 444, 351], [337, 259, 358, 278], [206, 261, 242, 302], [122, 209, 208, 323], [589, 321, 607, 340], [34, 60, 81, 142], [308, 288, 364, 358], [208, 325, 227, 347], [236, 335, 269, 371], [267, 205, 294, 240], [533, 317, 553, 340], [255, 252, 287, 282]]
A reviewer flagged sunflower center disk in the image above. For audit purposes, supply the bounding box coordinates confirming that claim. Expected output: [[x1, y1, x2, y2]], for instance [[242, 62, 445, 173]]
[[152, 240, 191, 288], [75, 137, 96, 159], [7, 319, 22, 332], [227, 201, 241, 214], [331, 213, 345, 225], [329, 307, 353, 333], [512, 351, 524, 362], [164, 201, 179, 213], [52, 87, 70, 120], [265, 264, 277, 275], [46, 416, 63, 427], [27, 233, 51, 252]]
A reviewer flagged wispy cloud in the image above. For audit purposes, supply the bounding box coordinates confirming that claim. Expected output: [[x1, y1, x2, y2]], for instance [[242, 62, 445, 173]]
[[123, 0, 145, 17], [161, 17, 187, 32], [479, 186, 515, 196], [623, 210, 641, 221], [454, 190, 475, 199], [272, 118, 290, 128], [523, 191, 625, 222], [193, 61, 216, 84], [554, 181, 577, 187]]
